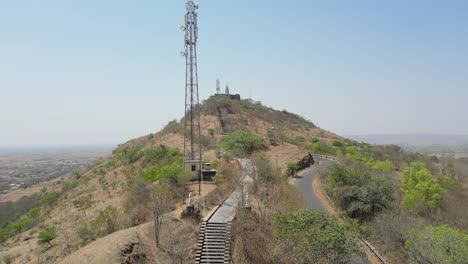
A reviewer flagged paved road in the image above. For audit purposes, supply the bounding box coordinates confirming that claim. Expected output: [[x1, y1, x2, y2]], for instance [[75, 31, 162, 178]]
[[206, 158, 254, 223], [294, 157, 331, 213], [295, 157, 371, 264]]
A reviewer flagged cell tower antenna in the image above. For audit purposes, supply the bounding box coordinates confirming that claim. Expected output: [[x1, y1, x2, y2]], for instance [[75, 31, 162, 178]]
[[182, 1, 203, 195], [216, 79, 221, 94]]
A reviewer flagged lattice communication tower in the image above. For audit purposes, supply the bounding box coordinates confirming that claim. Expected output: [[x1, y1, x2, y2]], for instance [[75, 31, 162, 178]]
[[181, 1, 202, 181]]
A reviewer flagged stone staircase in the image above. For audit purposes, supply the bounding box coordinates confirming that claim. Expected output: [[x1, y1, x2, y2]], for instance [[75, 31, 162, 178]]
[[195, 221, 232, 264]]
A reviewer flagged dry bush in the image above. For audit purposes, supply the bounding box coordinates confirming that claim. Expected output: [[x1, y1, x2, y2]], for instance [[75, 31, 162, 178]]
[[204, 161, 241, 206]]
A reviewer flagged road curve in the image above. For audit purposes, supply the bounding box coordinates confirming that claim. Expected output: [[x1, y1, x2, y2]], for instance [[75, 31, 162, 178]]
[[294, 157, 332, 212], [294, 157, 371, 264]]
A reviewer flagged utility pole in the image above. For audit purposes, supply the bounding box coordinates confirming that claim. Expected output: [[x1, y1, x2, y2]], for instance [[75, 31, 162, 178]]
[[276, 155, 278, 176]]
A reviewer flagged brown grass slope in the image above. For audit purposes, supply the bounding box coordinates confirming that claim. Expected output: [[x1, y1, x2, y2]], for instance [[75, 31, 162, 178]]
[[0, 97, 342, 263]]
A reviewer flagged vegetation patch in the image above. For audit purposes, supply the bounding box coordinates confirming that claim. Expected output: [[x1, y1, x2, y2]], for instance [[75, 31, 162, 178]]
[[405, 225, 468, 264], [326, 163, 394, 221], [401, 162, 448, 214], [220, 130, 266, 156], [274, 211, 362, 263], [37, 227, 57, 247], [0, 207, 41, 243]]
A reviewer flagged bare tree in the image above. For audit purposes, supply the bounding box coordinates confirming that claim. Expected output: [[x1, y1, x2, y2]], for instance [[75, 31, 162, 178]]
[[60, 229, 77, 256], [152, 187, 173, 248], [166, 226, 197, 264]]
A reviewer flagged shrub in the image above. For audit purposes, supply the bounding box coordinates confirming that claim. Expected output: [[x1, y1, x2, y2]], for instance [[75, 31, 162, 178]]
[[77, 224, 96, 245], [161, 120, 184, 135], [332, 140, 344, 148], [41, 192, 61, 207], [213, 173, 225, 184], [310, 140, 331, 154], [274, 211, 361, 263], [331, 146, 343, 156], [326, 164, 394, 220], [61, 180, 79, 192], [371, 160, 395, 173], [287, 162, 300, 176], [208, 128, 215, 136], [37, 227, 57, 246], [2, 255, 12, 264], [114, 145, 144, 164], [211, 159, 220, 169], [142, 145, 182, 167], [90, 206, 118, 236], [345, 146, 360, 160]]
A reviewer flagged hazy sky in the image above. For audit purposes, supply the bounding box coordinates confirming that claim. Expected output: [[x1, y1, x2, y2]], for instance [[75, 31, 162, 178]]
[[1, 1, 467, 148]]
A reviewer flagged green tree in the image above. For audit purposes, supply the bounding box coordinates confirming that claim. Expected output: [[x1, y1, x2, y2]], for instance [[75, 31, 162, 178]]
[[253, 154, 275, 184], [405, 225, 468, 264], [37, 227, 57, 247], [142, 164, 186, 185], [401, 162, 446, 214], [371, 160, 395, 173], [220, 130, 266, 156]]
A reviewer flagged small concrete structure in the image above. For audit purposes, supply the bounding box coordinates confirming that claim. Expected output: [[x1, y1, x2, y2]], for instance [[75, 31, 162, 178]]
[[184, 159, 203, 180], [184, 160, 217, 181]]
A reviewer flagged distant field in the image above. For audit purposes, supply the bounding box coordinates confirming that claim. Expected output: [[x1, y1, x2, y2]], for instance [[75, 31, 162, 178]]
[[347, 133, 468, 157], [0, 148, 111, 201]]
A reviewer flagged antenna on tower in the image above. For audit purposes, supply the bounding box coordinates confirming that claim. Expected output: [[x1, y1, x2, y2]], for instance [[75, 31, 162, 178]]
[[216, 79, 220, 94], [182, 1, 203, 195]]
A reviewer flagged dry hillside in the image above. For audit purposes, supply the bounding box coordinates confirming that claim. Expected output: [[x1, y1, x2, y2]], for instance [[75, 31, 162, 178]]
[[0, 96, 341, 264]]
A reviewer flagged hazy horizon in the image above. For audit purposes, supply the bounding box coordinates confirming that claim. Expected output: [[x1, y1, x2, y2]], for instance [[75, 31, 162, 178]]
[[1, 1, 467, 147]]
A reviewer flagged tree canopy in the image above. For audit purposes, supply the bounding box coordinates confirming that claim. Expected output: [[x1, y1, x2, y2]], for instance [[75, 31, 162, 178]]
[[405, 225, 468, 264], [326, 163, 394, 220], [220, 130, 266, 156], [274, 211, 361, 263], [401, 162, 446, 214]]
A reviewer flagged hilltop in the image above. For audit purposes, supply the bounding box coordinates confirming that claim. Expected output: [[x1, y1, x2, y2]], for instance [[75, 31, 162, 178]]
[[0, 96, 343, 263], [3, 96, 466, 264]]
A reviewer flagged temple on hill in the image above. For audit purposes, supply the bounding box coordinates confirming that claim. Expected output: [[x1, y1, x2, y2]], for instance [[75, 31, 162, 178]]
[[215, 79, 241, 100]]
